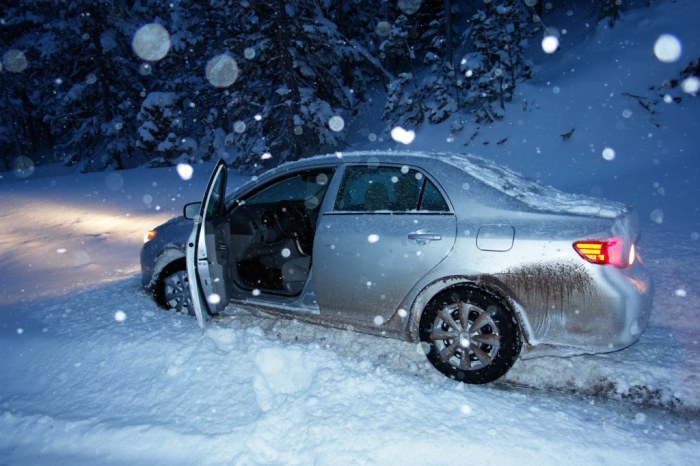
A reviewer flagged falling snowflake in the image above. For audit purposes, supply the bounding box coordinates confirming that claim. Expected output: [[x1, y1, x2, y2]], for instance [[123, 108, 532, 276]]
[[12, 156, 35, 178], [653, 34, 682, 63], [206, 54, 239, 88], [132, 23, 171, 62], [139, 63, 152, 76], [398, 0, 422, 15], [233, 121, 246, 133], [650, 209, 664, 224], [328, 116, 345, 132], [176, 163, 193, 181], [542, 35, 559, 54], [602, 147, 616, 161], [2, 49, 28, 73], [391, 127, 415, 145], [681, 77, 699, 95], [376, 21, 391, 37]]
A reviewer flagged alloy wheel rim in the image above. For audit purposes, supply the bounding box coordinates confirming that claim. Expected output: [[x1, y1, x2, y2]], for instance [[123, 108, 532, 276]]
[[163, 270, 192, 313], [429, 301, 501, 371]]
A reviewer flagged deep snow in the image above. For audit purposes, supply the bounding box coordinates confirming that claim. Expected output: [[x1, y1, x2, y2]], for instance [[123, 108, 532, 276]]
[[2, 0, 700, 464], [1, 164, 699, 464]]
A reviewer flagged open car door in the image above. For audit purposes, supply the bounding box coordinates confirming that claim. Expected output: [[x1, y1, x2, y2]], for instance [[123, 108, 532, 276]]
[[186, 160, 232, 329]]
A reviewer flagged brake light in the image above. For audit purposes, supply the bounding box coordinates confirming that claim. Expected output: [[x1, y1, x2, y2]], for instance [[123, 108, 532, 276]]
[[573, 237, 630, 268]]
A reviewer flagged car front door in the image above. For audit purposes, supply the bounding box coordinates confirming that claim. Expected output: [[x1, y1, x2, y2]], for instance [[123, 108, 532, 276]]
[[313, 164, 457, 323], [187, 160, 232, 328]]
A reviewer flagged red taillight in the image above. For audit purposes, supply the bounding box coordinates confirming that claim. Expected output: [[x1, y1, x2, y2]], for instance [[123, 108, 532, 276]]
[[573, 237, 629, 268]]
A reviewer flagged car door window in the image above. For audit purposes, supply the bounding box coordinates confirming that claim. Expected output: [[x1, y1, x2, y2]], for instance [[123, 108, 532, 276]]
[[244, 171, 332, 209], [334, 166, 449, 212], [420, 176, 450, 211]]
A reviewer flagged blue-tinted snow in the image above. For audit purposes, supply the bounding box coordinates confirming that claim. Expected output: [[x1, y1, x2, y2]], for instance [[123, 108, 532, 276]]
[[1, 0, 700, 463]]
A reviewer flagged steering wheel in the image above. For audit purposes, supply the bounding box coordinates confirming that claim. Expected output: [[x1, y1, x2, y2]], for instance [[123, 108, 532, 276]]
[[272, 201, 313, 254]]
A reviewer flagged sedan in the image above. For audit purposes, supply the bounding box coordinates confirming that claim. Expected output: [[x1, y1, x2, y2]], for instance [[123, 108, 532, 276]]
[[140, 151, 653, 384]]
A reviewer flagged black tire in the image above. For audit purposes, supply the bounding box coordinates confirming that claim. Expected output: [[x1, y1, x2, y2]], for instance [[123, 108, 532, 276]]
[[154, 260, 194, 316], [419, 284, 521, 384]]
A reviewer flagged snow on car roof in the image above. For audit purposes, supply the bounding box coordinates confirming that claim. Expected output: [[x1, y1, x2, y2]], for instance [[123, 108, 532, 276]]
[[439, 152, 628, 219]]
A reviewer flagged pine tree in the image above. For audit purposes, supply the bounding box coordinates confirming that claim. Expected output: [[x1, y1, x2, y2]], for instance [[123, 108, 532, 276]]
[[459, 1, 535, 123], [599, 0, 627, 27], [0, 0, 54, 168], [45, 0, 142, 170], [136, 92, 189, 166], [224, 0, 381, 171]]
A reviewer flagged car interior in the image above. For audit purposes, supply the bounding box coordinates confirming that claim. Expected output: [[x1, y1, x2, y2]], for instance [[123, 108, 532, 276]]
[[224, 169, 333, 296]]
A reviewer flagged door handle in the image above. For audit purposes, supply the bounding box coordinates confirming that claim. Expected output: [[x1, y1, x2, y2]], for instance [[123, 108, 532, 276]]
[[407, 230, 442, 244]]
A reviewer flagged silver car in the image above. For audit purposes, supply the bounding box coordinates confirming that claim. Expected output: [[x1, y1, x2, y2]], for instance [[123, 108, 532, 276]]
[[140, 151, 653, 384]]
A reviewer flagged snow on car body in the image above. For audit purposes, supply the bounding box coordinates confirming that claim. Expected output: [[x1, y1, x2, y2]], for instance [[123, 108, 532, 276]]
[[140, 151, 653, 383]]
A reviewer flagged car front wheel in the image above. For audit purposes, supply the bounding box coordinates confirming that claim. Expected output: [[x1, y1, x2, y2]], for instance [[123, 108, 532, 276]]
[[419, 284, 521, 384], [156, 262, 194, 316]]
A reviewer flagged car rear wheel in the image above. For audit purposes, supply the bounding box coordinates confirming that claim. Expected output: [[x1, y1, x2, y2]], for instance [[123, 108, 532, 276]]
[[156, 263, 194, 316], [419, 284, 521, 384]]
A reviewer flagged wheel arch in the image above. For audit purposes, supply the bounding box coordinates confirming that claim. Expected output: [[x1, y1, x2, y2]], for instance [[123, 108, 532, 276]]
[[149, 244, 186, 289], [406, 275, 534, 349], [152, 257, 187, 306]]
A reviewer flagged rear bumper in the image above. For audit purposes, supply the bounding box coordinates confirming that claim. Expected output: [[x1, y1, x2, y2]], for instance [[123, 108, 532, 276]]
[[599, 260, 653, 350], [519, 259, 653, 358]]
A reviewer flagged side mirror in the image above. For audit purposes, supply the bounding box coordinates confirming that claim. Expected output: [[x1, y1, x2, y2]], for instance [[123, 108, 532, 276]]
[[183, 202, 202, 220]]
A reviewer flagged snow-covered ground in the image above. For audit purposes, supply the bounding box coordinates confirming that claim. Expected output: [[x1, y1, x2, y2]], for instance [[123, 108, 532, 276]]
[[1, 163, 699, 464], [2, 0, 700, 463]]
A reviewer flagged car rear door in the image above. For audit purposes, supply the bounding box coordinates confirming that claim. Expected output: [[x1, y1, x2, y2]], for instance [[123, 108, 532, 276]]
[[313, 164, 457, 322], [187, 160, 232, 328]]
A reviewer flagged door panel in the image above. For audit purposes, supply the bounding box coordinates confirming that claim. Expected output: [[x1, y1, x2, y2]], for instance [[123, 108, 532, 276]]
[[187, 160, 231, 328], [313, 213, 456, 321], [313, 164, 456, 322]]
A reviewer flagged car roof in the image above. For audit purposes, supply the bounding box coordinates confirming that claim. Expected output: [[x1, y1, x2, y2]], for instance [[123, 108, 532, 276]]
[[240, 150, 628, 219]]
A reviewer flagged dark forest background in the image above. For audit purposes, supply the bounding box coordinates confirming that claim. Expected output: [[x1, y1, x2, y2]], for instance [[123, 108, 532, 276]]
[[1, 0, 629, 172]]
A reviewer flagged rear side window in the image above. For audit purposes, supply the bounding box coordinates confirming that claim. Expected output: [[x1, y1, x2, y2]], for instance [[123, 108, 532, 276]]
[[334, 166, 450, 212]]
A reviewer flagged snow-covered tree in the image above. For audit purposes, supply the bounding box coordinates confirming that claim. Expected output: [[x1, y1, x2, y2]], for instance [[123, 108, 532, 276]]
[[459, 1, 535, 122], [598, 0, 627, 27], [382, 1, 535, 129], [45, 1, 143, 170], [0, 0, 546, 172], [0, 2, 54, 168], [136, 92, 188, 166], [223, 0, 383, 171], [383, 72, 424, 129]]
